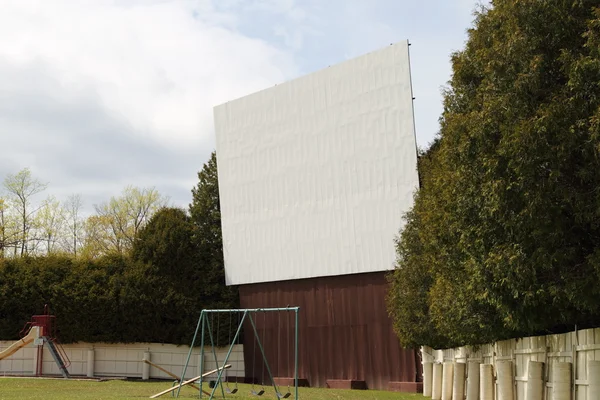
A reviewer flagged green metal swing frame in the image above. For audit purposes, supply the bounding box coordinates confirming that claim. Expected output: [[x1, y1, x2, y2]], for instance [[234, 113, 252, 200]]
[[174, 307, 300, 400]]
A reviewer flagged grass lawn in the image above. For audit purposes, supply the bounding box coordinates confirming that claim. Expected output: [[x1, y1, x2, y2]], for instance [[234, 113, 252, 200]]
[[0, 378, 426, 400]]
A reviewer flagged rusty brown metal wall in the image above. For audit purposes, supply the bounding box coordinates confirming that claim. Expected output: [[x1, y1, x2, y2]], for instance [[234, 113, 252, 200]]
[[238, 271, 421, 390]]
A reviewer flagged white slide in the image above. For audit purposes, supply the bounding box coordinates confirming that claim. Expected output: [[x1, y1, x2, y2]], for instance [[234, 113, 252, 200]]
[[0, 326, 40, 361]]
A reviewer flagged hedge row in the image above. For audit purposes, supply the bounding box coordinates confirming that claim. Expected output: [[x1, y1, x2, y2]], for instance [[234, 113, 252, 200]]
[[0, 254, 237, 345]]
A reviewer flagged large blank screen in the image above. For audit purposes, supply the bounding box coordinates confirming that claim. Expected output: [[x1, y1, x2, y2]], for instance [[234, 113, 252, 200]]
[[214, 41, 419, 285]]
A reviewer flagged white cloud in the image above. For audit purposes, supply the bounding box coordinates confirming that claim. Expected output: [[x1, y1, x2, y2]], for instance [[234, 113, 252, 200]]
[[0, 0, 298, 209], [0, 0, 478, 211], [0, 0, 295, 151]]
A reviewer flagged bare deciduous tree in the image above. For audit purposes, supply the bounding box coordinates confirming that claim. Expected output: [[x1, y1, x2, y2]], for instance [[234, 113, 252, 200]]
[[3, 168, 48, 256], [90, 186, 169, 255], [64, 194, 84, 256]]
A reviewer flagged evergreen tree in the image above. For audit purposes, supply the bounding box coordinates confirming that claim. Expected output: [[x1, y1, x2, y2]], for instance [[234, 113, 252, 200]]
[[387, 1, 600, 348], [132, 207, 196, 279], [190, 151, 239, 341]]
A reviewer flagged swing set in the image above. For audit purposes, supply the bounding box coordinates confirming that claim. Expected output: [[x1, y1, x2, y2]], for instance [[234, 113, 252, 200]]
[[174, 307, 300, 400]]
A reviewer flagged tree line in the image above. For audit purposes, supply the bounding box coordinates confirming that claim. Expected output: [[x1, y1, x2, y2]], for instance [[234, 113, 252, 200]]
[[386, 1, 600, 349], [0, 152, 238, 344], [8, 1, 600, 352], [0, 168, 168, 258]]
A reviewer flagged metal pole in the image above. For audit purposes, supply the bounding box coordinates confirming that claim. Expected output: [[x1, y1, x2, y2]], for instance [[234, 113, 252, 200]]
[[208, 311, 247, 399], [202, 307, 299, 313], [199, 313, 205, 399], [177, 310, 204, 398], [205, 314, 225, 399], [294, 308, 299, 400]]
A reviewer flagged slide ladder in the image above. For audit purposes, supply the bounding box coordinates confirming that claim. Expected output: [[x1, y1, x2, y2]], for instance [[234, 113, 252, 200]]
[[1, 305, 72, 378], [44, 337, 70, 378]]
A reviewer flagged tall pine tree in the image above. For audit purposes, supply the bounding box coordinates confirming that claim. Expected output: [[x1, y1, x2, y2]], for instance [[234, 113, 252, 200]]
[[387, 1, 600, 348], [189, 152, 239, 330]]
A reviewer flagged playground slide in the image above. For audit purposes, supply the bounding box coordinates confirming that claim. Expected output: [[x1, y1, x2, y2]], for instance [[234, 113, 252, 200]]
[[0, 326, 40, 361]]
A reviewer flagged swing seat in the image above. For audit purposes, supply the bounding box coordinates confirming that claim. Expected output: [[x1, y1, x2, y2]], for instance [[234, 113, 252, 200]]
[[251, 388, 265, 396], [226, 387, 238, 394], [277, 391, 291, 398]]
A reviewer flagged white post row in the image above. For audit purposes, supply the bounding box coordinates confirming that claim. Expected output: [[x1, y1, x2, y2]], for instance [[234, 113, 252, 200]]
[[418, 352, 600, 400]]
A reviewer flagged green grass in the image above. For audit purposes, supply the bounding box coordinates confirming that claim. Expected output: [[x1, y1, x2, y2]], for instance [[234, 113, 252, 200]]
[[0, 378, 426, 400]]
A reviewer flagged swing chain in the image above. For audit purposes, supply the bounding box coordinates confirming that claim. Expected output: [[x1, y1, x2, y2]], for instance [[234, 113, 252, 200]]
[[224, 312, 239, 394]]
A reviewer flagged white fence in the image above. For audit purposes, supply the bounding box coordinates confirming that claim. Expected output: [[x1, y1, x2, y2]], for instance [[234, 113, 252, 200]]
[[421, 327, 600, 400], [0, 340, 244, 380]]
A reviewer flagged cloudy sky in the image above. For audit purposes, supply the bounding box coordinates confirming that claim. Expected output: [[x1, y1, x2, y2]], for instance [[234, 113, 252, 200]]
[[0, 0, 479, 213]]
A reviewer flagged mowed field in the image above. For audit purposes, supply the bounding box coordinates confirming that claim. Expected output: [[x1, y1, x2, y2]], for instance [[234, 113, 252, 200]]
[[0, 378, 425, 400]]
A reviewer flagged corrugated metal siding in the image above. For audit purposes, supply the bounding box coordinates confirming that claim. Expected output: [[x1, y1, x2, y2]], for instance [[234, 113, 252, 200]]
[[214, 40, 419, 286], [239, 272, 420, 390]]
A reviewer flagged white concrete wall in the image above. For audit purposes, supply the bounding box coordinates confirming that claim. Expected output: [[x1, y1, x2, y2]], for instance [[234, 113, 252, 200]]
[[0, 341, 244, 380], [0, 342, 37, 375], [422, 326, 600, 400]]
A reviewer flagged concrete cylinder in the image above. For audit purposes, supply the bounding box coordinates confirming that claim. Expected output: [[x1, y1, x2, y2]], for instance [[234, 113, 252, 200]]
[[423, 362, 434, 397], [588, 360, 600, 399], [551, 362, 571, 400], [453, 362, 466, 400], [496, 361, 514, 400], [32, 346, 40, 376], [87, 349, 95, 378], [480, 364, 494, 400], [525, 361, 544, 400], [466, 361, 480, 400], [198, 353, 204, 378], [142, 351, 151, 380], [433, 363, 443, 400], [442, 362, 454, 400]]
